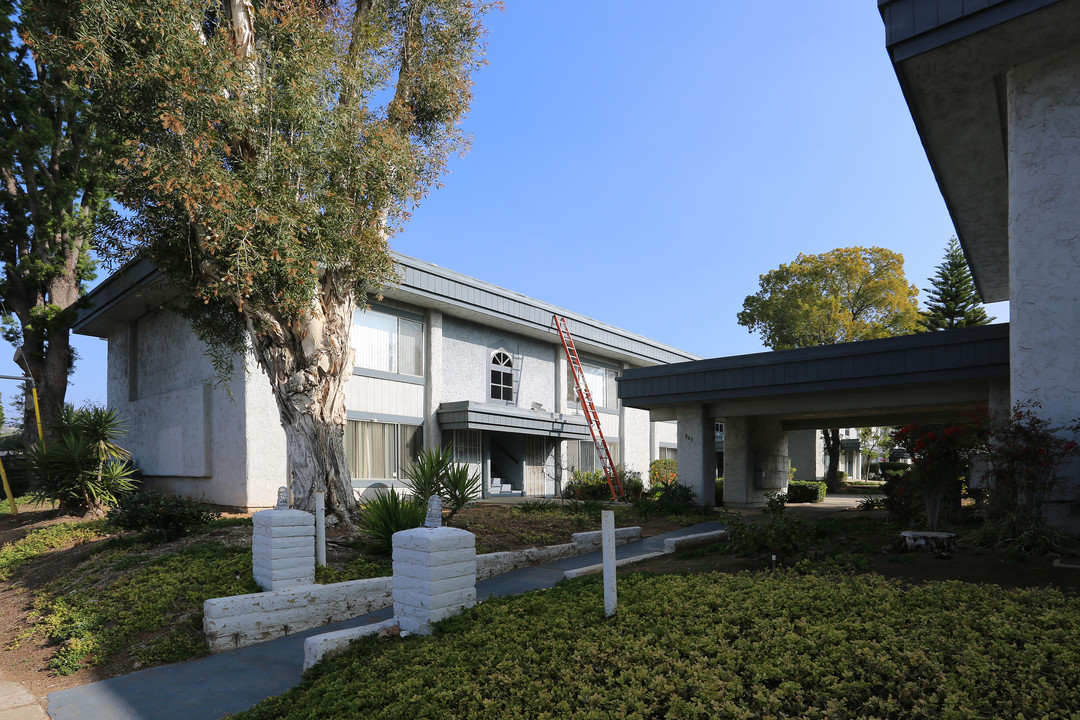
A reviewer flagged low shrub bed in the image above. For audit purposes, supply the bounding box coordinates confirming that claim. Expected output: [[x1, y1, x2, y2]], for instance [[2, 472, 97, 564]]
[[237, 571, 1080, 720], [786, 480, 826, 503]]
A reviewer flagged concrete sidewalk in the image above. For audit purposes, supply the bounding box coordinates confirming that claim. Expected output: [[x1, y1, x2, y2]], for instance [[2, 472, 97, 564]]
[[0, 677, 48, 720], [44, 522, 722, 720]]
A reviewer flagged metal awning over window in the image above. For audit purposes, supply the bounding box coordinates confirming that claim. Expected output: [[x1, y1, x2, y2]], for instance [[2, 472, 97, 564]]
[[437, 401, 590, 439]]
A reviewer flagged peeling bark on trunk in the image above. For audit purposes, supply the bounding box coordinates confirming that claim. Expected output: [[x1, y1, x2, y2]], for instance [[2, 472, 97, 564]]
[[245, 269, 357, 520]]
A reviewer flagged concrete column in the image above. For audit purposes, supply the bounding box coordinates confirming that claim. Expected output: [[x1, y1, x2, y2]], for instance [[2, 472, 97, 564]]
[[252, 509, 315, 591], [1008, 47, 1080, 516], [723, 416, 789, 509], [424, 310, 443, 450], [392, 526, 476, 636], [989, 379, 1011, 420], [786, 429, 818, 483], [676, 406, 715, 506]]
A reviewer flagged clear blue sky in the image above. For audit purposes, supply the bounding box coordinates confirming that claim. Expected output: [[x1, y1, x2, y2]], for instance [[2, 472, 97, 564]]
[[59, 1, 1006, 410]]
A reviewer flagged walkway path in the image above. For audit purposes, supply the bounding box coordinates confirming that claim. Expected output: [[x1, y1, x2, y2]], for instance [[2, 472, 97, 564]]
[[44, 522, 724, 720], [0, 676, 48, 720]]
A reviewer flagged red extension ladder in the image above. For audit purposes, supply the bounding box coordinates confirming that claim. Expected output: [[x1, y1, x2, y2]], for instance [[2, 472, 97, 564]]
[[552, 314, 623, 501]]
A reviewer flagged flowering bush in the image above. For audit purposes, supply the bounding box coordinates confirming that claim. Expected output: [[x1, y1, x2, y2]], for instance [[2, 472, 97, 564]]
[[648, 459, 677, 487], [891, 422, 981, 530], [981, 401, 1080, 521]]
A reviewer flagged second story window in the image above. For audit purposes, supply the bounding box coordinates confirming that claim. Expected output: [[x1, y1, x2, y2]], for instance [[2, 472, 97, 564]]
[[490, 351, 514, 402], [568, 362, 619, 410], [351, 308, 424, 377]]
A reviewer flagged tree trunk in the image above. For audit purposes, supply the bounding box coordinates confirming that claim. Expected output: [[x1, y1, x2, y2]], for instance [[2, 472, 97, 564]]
[[822, 428, 841, 491], [245, 269, 357, 520]]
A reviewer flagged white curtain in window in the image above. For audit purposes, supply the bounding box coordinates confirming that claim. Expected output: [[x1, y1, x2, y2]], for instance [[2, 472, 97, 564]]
[[582, 365, 606, 407], [352, 311, 397, 372], [398, 319, 424, 376], [355, 421, 397, 479]]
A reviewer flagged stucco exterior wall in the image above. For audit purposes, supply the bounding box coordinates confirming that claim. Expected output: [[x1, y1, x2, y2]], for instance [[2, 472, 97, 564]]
[[440, 316, 556, 410], [1008, 44, 1080, 507], [108, 309, 260, 508], [621, 406, 651, 476]]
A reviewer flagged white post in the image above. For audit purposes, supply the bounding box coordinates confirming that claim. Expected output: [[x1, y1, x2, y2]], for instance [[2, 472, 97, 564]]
[[601, 510, 617, 618], [314, 491, 326, 567]]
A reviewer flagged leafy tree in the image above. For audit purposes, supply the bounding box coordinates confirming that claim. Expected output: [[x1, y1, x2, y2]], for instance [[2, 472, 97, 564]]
[[0, 0, 120, 443], [919, 237, 995, 331], [737, 247, 920, 489], [58, 0, 495, 518]]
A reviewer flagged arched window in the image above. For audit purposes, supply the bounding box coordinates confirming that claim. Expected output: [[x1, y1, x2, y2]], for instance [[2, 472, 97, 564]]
[[490, 351, 513, 402]]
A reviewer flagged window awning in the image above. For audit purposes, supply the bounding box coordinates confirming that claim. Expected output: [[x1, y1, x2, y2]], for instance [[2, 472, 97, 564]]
[[437, 401, 590, 439]]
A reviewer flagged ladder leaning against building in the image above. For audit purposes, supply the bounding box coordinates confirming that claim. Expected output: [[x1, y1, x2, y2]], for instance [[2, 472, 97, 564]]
[[552, 314, 623, 501]]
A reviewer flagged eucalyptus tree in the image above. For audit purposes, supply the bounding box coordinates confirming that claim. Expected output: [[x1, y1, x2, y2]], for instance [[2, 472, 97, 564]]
[[0, 0, 120, 441], [61, 0, 495, 516]]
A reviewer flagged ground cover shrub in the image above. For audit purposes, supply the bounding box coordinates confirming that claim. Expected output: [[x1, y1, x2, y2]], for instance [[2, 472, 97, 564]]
[[563, 498, 604, 521], [238, 571, 1080, 720], [13, 541, 258, 674], [106, 491, 222, 541], [0, 520, 108, 581], [0, 493, 33, 515], [648, 458, 677, 486], [561, 469, 607, 500], [357, 490, 426, 554], [23, 405, 139, 516], [786, 480, 826, 503], [513, 499, 560, 514], [857, 495, 887, 511], [314, 554, 393, 584], [646, 480, 696, 515]]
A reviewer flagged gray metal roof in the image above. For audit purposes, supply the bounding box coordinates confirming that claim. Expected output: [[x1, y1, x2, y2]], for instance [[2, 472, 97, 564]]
[[436, 401, 590, 439], [879, 0, 1059, 61], [619, 324, 1009, 420], [73, 253, 697, 367]]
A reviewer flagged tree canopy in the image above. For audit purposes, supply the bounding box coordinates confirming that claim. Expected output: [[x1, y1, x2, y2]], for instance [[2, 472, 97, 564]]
[[1, 0, 121, 440], [737, 246, 920, 350], [52, 0, 496, 515], [919, 237, 994, 331]]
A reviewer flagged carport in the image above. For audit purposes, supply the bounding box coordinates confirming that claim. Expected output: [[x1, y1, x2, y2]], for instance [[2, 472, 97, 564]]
[[618, 324, 1009, 507]]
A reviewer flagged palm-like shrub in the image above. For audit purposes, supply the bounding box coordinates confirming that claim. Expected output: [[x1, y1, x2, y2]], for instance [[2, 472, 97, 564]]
[[402, 445, 480, 525], [357, 490, 427, 554], [25, 405, 138, 516]]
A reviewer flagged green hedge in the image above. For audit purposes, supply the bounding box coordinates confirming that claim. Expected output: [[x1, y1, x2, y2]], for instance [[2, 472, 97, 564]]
[[238, 572, 1080, 720], [786, 480, 826, 503]]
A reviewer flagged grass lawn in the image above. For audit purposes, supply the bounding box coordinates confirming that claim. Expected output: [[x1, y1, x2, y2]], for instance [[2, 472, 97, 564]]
[[235, 570, 1080, 720]]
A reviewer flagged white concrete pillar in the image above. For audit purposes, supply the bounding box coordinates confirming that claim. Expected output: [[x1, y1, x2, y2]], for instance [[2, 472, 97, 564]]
[[1008, 47, 1080, 515], [252, 509, 315, 591], [1008, 46, 1080, 426], [676, 406, 715, 506], [424, 310, 443, 450], [786, 429, 818, 483], [723, 416, 789, 508], [392, 526, 477, 636]]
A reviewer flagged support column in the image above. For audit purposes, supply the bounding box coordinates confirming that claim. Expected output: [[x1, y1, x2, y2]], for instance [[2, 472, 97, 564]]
[[1008, 47, 1080, 520], [424, 310, 443, 450], [723, 416, 789, 509], [555, 350, 568, 494], [676, 406, 715, 506]]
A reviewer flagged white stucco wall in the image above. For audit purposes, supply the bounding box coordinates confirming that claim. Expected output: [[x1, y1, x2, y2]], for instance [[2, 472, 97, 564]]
[[440, 316, 556, 410], [621, 406, 651, 477], [1008, 45, 1080, 512], [108, 309, 262, 508]]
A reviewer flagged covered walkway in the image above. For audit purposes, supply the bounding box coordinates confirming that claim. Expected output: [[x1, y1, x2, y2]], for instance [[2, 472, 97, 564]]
[[618, 324, 1009, 507]]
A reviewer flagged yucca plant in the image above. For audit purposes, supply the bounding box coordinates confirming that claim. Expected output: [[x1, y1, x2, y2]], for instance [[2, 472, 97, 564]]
[[442, 462, 482, 525], [357, 490, 427, 555], [25, 405, 138, 517], [402, 447, 454, 505]]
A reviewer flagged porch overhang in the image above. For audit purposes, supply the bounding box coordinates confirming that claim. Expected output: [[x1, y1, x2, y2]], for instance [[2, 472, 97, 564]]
[[437, 401, 590, 439]]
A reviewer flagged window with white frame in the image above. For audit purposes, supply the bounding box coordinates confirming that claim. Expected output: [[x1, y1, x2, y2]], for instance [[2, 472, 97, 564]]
[[351, 308, 424, 377], [344, 420, 423, 480], [566, 439, 619, 473], [489, 351, 514, 402], [659, 446, 677, 461], [567, 362, 619, 410]]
